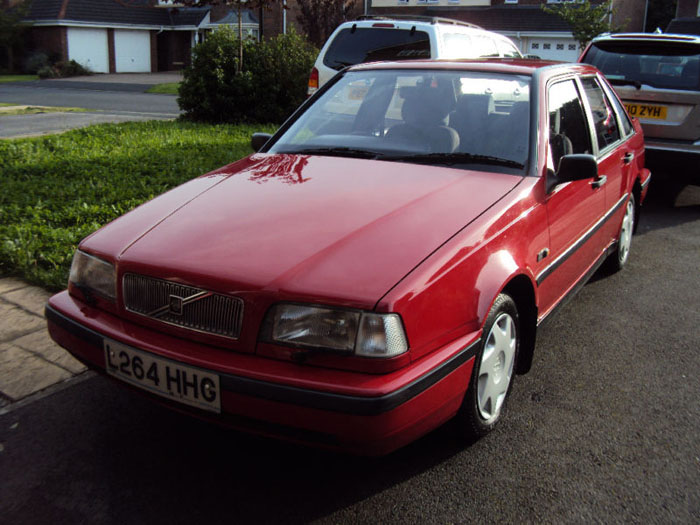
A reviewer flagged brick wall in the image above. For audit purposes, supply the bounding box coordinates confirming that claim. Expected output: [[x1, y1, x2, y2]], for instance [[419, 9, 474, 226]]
[[27, 27, 68, 61]]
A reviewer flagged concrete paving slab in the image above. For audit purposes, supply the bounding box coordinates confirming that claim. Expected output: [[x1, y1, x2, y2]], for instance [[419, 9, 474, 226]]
[[0, 303, 45, 343], [0, 344, 72, 401], [3, 286, 51, 317], [13, 330, 87, 375], [0, 278, 28, 294]]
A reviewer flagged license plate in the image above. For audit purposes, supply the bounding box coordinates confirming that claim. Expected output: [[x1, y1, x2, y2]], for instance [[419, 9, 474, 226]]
[[104, 339, 221, 413], [624, 103, 668, 120]]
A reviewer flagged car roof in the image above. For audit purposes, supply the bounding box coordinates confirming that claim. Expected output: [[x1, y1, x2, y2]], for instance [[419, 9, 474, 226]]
[[343, 15, 483, 31], [591, 32, 700, 44], [350, 58, 598, 77]]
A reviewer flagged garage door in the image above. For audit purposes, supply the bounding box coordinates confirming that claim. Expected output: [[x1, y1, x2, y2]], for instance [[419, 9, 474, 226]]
[[528, 39, 580, 62], [67, 28, 109, 73], [115, 30, 152, 73]]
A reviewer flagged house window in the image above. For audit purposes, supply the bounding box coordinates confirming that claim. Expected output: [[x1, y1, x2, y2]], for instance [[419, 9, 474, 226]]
[[532, 43, 539, 49], [543, 43, 551, 50], [557, 44, 564, 50], [568, 44, 577, 50]]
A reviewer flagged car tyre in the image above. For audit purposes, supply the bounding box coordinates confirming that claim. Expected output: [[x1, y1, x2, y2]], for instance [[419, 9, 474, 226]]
[[457, 293, 519, 442], [606, 193, 635, 273]]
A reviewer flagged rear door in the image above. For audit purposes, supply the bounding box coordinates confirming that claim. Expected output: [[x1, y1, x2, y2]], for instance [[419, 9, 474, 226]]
[[579, 75, 630, 235]]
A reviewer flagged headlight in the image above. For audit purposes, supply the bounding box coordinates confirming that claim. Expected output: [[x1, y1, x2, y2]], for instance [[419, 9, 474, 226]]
[[69, 250, 116, 301], [262, 304, 408, 358]]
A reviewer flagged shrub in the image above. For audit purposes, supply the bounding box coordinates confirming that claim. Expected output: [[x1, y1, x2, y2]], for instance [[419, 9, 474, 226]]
[[36, 59, 91, 79], [178, 27, 318, 124], [37, 65, 58, 79]]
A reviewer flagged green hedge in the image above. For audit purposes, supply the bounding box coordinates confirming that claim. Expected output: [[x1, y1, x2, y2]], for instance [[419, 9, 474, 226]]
[[0, 121, 275, 290], [178, 28, 318, 124]]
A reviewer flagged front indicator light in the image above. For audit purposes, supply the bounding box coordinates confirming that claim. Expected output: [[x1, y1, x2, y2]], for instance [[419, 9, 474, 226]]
[[356, 313, 407, 358]]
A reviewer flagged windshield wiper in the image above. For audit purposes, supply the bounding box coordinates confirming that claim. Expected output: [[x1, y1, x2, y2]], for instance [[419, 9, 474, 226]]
[[607, 78, 642, 90], [380, 152, 525, 169], [281, 147, 380, 159]]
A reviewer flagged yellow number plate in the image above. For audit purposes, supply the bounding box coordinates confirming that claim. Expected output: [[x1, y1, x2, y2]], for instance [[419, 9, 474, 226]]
[[624, 103, 668, 120]]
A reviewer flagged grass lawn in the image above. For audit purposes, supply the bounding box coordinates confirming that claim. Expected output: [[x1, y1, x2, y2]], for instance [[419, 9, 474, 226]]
[[0, 105, 90, 115], [146, 82, 181, 95], [0, 75, 38, 83], [0, 120, 277, 291]]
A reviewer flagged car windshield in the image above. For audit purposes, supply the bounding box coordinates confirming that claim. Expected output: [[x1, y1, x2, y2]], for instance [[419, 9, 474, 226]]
[[583, 41, 700, 91], [269, 69, 531, 173], [323, 28, 431, 70]]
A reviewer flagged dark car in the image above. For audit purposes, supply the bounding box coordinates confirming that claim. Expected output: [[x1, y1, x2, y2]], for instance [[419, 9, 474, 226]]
[[47, 59, 650, 455]]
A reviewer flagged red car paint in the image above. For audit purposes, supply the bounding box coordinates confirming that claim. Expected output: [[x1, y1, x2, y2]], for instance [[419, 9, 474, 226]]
[[47, 60, 651, 455]]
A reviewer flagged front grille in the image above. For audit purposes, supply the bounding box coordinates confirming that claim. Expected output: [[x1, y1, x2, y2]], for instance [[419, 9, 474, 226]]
[[122, 274, 243, 339]]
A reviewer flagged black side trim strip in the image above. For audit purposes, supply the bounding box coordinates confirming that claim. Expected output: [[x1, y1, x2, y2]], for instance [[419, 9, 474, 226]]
[[45, 305, 479, 416], [538, 241, 616, 326], [537, 193, 628, 285]]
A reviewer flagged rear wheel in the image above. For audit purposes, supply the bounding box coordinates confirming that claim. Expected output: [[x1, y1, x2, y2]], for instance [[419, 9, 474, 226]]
[[457, 293, 519, 441], [606, 193, 635, 273]]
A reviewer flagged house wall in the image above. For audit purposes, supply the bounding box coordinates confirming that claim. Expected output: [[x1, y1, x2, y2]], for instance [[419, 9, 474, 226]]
[[156, 30, 192, 71], [28, 27, 68, 62]]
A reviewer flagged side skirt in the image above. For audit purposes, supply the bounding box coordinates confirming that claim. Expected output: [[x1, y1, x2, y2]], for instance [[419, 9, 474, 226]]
[[537, 240, 617, 328]]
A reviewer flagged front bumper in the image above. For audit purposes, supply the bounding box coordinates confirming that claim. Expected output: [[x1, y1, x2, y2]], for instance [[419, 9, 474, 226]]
[[46, 291, 479, 455]]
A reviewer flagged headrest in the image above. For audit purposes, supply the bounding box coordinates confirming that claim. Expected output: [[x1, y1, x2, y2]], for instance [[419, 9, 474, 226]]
[[400, 84, 455, 126]]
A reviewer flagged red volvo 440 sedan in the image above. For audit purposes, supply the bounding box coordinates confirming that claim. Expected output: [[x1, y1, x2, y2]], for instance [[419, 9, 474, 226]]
[[47, 60, 651, 455]]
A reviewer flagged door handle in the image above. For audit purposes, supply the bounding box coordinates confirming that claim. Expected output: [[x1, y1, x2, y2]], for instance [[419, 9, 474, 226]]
[[623, 152, 634, 164], [591, 175, 607, 189]]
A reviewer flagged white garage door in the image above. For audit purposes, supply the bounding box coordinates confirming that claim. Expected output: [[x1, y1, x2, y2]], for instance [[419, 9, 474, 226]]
[[528, 39, 580, 62], [67, 28, 109, 73], [115, 30, 151, 73]]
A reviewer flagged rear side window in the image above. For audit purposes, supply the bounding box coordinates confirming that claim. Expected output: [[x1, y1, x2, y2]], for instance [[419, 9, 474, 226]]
[[582, 41, 700, 91], [323, 28, 431, 71], [581, 77, 621, 151]]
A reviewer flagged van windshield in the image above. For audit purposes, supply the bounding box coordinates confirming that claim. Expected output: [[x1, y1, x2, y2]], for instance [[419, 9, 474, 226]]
[[323, 28, 431, 70]]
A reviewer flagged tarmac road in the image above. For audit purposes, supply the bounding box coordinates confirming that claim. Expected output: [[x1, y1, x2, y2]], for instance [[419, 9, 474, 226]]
[[0, 181, 698, 524], [0, 81, 180, 138]]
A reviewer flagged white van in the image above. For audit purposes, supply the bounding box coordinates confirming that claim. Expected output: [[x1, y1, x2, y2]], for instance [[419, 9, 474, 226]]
[[308, 15, 523, 95]]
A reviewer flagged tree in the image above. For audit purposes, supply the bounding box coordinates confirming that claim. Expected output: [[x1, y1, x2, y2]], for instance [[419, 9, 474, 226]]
[[296, 0, 356, 48], [0, 1, 29, 72], [542, 1, 624, 48], [180, 0, 281, 72]]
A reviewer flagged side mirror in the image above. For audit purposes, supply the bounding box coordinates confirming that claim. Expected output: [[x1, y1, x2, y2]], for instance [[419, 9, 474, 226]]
[[251, 132, 273, 152], [547, 154, 598, 193]]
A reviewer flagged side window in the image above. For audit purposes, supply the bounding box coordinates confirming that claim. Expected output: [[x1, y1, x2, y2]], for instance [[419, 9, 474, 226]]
[[581, 76, 621, 151], [497, 40, 521, 58], [548, 79, 592, 171], [601, 79, 634, 137], [442, 33, 473, 59], [472, 35, 499, 57]]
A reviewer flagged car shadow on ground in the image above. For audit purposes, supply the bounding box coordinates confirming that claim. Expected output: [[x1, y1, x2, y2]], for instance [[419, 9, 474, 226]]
[[0, 376, 477, 523]]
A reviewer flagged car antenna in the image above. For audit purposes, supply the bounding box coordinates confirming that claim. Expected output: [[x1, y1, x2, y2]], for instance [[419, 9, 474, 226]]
[[351, 23, 357, 34]]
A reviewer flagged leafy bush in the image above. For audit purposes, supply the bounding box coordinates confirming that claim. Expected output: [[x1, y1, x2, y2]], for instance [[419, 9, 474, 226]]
[[0, 121, 275, 290], [37, 65, 58, 79], [37, 59, 91, 79], [179, 27, 317, 124]]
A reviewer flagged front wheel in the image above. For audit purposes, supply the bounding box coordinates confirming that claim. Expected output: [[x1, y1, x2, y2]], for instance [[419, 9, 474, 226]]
[[457, 293, 519, 441], [606, 193, 636, 273]]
